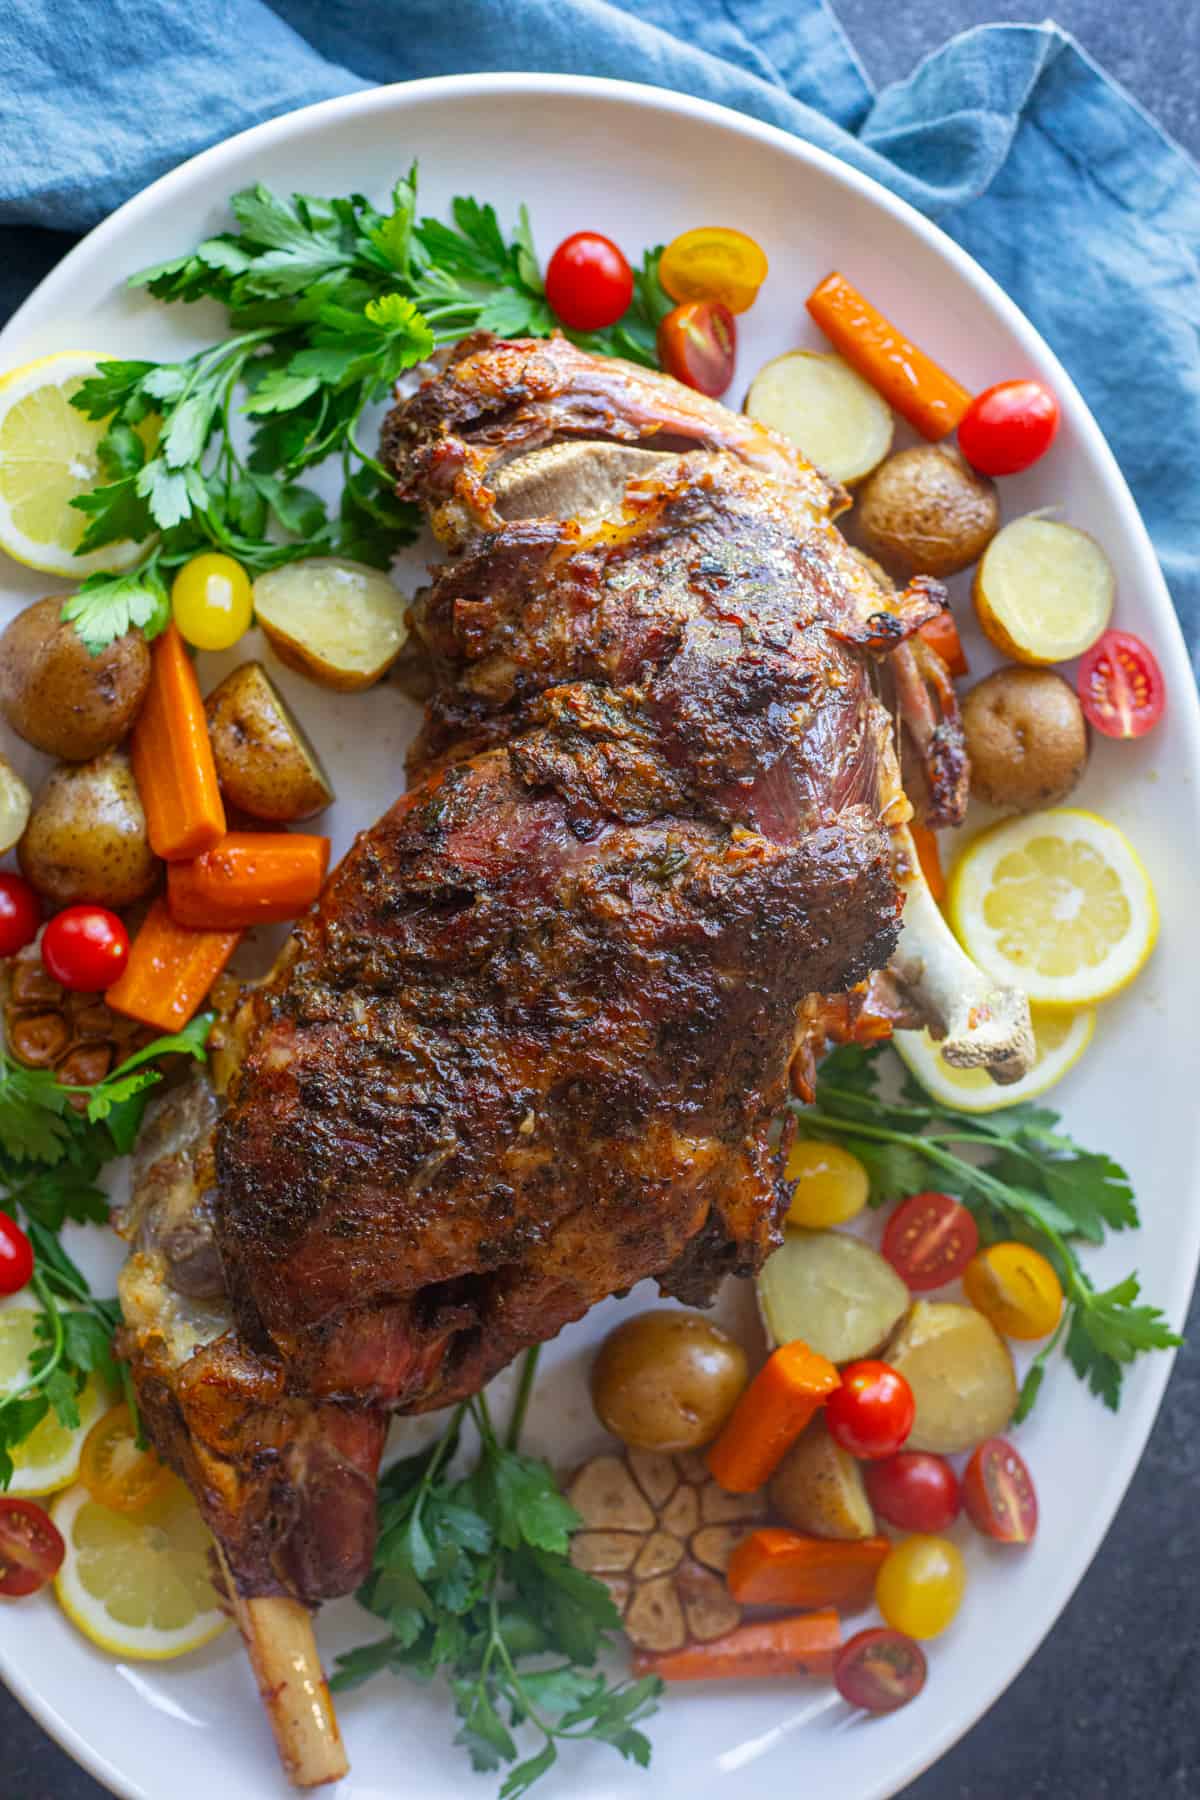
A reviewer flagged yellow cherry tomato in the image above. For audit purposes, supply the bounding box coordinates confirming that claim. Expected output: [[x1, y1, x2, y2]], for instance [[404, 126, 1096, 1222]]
[[171, 552, 253, 651], [78, 1402, 173, 1514], [963, 1241, 1064, 1341], [658, 227, 768, 315], [875, 1534, 966, 1640], [784, 1139, 869, 1228]]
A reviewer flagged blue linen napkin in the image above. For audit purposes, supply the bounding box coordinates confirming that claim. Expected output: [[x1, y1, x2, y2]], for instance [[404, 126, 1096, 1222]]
[[2, 1, 1198, 664]]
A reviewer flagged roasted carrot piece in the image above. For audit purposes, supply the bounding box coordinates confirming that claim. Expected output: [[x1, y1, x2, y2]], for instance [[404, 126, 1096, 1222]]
[[918, 610, 969, 678], [727, 1528, 891, 1611], [167, 833, 331, 929], [106, 897, 240, 1033], [706, 1341, 840, 1493], [632, 1610, 841, 1682], [908, 821, 946, 905], [807, 272, 972, 442], [130, 623, 225, 860]]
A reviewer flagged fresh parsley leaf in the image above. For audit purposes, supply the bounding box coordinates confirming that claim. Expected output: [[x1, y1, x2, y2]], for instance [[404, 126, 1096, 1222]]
[[60, 563, 170, 655]]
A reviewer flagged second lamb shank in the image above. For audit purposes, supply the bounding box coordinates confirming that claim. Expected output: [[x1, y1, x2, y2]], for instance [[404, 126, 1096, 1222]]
[[116, 334, 1031, 1785]]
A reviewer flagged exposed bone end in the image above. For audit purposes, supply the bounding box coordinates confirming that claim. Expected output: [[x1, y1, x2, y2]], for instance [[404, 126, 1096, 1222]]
[[490, 442, 681, 523], [891, 824, 1034, 1085]]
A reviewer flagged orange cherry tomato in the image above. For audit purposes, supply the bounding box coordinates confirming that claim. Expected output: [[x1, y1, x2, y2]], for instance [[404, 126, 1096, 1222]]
[[875, 1534, 966, 1640], [963, 1241, 1064, 1340], [963, 1437, 1038, 1544], [79, 1402, 173, 1514], [658, 227, 768, 315]]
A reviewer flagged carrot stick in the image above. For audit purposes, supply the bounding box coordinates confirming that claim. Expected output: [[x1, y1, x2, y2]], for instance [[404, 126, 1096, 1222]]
[[918, 610, 969, 678], [631, 1610, 841, 1682], [807, 272, 972, 441], [908, 821, 946, 906], [106, 897, 240, 1033], [727, 1528, 891, 1611], [167, 833, 331, 929], [130, 623, 225, 860], [706, 1342, 840, 1493]]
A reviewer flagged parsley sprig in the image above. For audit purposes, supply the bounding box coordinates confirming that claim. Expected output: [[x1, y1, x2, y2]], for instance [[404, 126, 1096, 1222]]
[[792, 1044, 1180, 1418], [332, 1347, 661, 1798], [64, 169, 670, 652], [0, 1015, 213, 1485]]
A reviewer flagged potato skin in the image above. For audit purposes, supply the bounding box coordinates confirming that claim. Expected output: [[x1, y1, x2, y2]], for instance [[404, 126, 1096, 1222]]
[[18, 749, 159, 907], [591, 1310, 748, 1451], [205, 661, 334, 823], [855, 446, 999, 581], [962, 667, 1089, 812], [768, 1415, 875, 1540], [0, 598, 150, 760]]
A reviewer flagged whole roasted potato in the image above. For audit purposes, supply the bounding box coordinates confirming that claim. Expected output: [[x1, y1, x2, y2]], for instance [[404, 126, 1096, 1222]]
[[205, 662, 334, 823], [0, 597, 150, 760], [962, 666, 1089, 811], [19, 750, 159, 907], [855, 446, 999, 580], [591, 1310, 749, 1451]]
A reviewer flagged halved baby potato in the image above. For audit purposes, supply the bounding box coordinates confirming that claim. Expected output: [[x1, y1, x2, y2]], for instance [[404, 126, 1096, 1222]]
[[0, 755, 31, 854], [252, 558, 409, 692], [745, 351, 893, 485], [883, 1300, 1017, 1454], [757, 1229, 909, 1366], [767, 1414, 876, 1541], [973, 516, 1114, 664], [205, 662, 334, 823]]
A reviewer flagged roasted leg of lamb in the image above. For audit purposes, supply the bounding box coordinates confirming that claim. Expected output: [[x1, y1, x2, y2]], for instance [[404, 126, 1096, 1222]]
[[116, 335, 1033, 1785]]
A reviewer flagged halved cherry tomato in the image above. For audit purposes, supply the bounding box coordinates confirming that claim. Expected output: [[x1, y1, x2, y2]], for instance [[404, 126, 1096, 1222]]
[[0, 1496, 65, 1597], [41, 905, 129, 993], [825, 1360, 914, 1461], [963, 1437, 1038, 1544], [865, 1451, 960, 1534], [882, 1192, 979, 1292], [958, 378, 1059, 476], [0, 1210, 33, 1296], [876, 1534, 966, 1639], [963, 1241, 1063, 1340], [658, 227, 768, 315], [834, 1627, 927, 1713], [1077, 629, 1165, 740], [657, 301, 736, 398], [0, 873, 40, 958], [79, 1402, 172, 1514], [545, 232, 633, 331]]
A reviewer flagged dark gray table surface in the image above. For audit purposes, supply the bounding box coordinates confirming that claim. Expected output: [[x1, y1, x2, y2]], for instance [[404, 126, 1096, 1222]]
[[3, 6, 1198, 1797]]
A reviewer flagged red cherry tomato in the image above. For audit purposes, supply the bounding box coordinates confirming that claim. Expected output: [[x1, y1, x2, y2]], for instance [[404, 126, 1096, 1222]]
[[0, 1210, 33, 1297], [865, 1451, 961, 1533], [883, 1191, 979, 1292], [958, 378, 1060, 476], [825, 1360, 915, 1460], [41, 905, 129, 993], [0, 873, 40, 958], [656, 300, 737, 398], [1077, 630, 1165, 740], [544, 232, 633, 331], [834, 1627, 927, 1713], [963, 1437, 1038, 1543], [0, 1497, 65, 1597]]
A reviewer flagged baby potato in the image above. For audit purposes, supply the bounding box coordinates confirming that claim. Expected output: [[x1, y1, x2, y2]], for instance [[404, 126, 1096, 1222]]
[[855, 445, 999, 581], [0, 756, 31, 854], [962, 666, 1089, 812], [883, 1301, 1017, 1454], [19, 749, 159, 908], [253, 558, 409, 691], [768, 1415, 876, 1541], [0, 597, 150, 760], [591, 1310, 748, 1451], [205, 662, 334, 823], [757, 1229, 909, 1365]]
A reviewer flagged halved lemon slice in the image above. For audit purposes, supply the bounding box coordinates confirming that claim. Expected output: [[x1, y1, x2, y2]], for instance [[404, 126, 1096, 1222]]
[[0, 351, 150, 576], [949, 808, 1158, 1007], [51, 1478, 229, 1660], [895, 1006, 1096, 1112], [0, 1301, 109, 1497]]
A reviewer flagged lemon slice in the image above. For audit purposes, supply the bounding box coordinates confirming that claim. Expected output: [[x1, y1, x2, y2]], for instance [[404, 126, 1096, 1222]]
[[949, 808, 1158, 1007], [0, 351, 151, 576], [51, 1478, 229, 1660], [0, 1302, 109, 1497], [895, 1006, 1096, 1112]]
